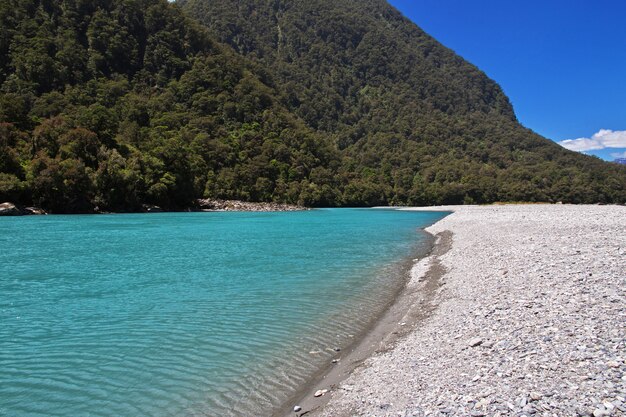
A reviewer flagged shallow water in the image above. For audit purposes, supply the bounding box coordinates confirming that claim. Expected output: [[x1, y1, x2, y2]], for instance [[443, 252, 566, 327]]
[[0, 208, 447, 417]]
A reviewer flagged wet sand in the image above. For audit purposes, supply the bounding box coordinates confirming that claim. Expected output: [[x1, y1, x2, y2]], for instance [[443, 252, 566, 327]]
[[277, 220, 453, 417]]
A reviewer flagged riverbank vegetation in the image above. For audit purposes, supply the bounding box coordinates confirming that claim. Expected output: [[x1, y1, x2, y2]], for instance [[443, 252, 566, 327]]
[[1, 0, 624, 212]]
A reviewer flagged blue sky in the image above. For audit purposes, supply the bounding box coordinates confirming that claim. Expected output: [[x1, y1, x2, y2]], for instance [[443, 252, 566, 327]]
[[387, 0, 626, 161]]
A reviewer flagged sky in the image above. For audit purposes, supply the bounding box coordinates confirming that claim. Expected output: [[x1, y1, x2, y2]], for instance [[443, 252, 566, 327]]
[[387, 0, 626, 161]]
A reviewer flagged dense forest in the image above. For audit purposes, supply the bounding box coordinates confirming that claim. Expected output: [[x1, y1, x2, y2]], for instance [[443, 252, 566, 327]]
[[0, 0, 342, 212], [181, 0, 626, 206], [0, 0, 624, 213]]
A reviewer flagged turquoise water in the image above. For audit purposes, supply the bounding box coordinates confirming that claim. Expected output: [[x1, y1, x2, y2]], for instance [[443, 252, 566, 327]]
[[0, 209, 447, 417]]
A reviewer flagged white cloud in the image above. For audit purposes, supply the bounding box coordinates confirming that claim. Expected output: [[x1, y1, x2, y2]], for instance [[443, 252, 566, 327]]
[[611, 150, 626, 159], [558, 129, 626, 152]]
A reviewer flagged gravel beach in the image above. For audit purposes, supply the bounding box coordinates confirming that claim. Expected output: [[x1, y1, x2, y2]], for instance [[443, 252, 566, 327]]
[[314, 205, 625, 417]]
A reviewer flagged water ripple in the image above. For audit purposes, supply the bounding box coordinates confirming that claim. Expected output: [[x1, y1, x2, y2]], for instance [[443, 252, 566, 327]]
[[0, 209, 447, 417]]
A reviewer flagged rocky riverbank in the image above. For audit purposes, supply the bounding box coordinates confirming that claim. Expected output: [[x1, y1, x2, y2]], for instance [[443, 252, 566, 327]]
[[195, 199, 307, 212], [0, 202, 47, 216], [0, 200, 306, 215], [311, 205, 625, 417]]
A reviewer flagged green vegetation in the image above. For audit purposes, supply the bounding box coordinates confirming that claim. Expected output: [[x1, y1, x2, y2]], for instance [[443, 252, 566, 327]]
[[1, 0, 624, 212], [0, 0, 339, 212], [181, 0, 626, 206]]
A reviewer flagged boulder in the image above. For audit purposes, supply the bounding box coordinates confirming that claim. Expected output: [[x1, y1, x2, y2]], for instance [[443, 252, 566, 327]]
[[142, 204, 163, 213], [23, 207, 47, 215], [0, 202, 22, 216]]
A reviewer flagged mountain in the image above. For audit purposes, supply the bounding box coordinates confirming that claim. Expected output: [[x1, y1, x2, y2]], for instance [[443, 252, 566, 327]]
[[615, 158, 626, 165], [0, 0, 625, 213], [0, 0, 338, 212], [180, 0, 626, 205]]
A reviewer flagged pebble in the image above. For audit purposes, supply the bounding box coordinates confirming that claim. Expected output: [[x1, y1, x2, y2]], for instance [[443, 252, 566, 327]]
[[317, 206, 626, 417], [314, 389, 328, 397], [293, 405, 302, 412], [468, 337, 483, 348]]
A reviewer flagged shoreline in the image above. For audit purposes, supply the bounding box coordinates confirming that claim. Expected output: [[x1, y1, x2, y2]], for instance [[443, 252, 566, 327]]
[[316, 204, 626, 416], [276, 219, 454, 417], [0, 199, 307, 216]]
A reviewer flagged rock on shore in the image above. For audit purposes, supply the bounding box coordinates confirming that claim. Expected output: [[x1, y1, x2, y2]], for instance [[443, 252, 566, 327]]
[[196, 199, 306, 212], [0, 202, 47, 216], [317, 205, 625, 417], [0, 202, 21, 216]]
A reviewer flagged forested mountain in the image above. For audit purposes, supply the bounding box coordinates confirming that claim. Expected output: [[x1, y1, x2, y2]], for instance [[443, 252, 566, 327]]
[[0, 0, 624, 213], [0, 0, 338, 212], [181, 0, 626, 205]]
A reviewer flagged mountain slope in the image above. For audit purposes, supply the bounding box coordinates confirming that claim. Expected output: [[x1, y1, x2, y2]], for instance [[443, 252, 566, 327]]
[[1, 0, 624, 212], [181, 0, 626, 205], [181, 0, 516, 130], [0, 0, 339, 212]]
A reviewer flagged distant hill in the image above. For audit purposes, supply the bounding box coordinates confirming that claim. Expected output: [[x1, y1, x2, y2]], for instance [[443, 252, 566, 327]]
[[0, 0, 625, 213], [615, 158, 626, 165]]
